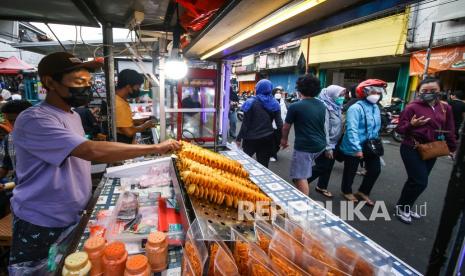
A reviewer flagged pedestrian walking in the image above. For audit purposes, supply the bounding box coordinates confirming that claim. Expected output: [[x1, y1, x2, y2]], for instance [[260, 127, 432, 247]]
[[271, 86, 287, 162], [229, 86, 240, 139], [236, 79, 282, 168], [339, 79, 386, 206], [308, 85, 346, 198], [281, 74, 326, 196], [396, 78, 456, 224]]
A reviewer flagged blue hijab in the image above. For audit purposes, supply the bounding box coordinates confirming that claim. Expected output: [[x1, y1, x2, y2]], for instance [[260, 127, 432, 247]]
[[241, 79, 280, 113]]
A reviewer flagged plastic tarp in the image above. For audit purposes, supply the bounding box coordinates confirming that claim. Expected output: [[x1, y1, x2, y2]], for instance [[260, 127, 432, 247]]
[[177, 0, 225, 32], [0, 56, 35, 74]]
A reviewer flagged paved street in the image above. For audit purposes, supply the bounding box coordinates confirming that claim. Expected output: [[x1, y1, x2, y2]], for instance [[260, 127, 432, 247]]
[[237, 127, 454, 274]]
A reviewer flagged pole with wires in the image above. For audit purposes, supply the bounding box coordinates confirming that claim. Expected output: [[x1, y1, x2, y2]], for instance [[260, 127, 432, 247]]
[[423, 21, 436, 80], [45, 23, 67, 52], [102, 22, 117, 141]]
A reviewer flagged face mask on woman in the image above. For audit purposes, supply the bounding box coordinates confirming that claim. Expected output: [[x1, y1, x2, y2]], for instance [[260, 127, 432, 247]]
[[335, 96, 345, 105], [419, 93, 439, 102], [366, 94, 381, 104]]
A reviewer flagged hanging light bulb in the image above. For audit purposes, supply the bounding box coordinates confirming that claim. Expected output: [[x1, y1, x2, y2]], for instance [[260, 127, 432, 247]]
[[165, 58, 187, 80]]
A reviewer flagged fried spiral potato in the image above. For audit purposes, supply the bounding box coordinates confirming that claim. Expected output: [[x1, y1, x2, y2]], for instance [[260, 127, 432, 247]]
[[178, 141, 248, 178], [181, 171, 270, 208], [177, 158, 259, 191]]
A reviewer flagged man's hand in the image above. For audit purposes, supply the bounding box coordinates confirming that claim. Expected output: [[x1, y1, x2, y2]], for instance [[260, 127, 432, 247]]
[[354, 151, 364, 159], [410, 114, 431, 127], [280, 138, 289, 149], [155, 139, 181, 154], [235, 140, 241, 148], [141, 120, 155, 130], [325, 150, 334, 159]]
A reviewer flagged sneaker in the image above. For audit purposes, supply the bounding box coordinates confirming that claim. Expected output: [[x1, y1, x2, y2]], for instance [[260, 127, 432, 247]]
[[397, 210, 412, 224], [270, 157, 277, 162], [410, 211, 422, 220]]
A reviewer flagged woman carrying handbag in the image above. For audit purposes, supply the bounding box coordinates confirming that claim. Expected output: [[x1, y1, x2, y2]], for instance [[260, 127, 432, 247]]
[[395, 78, 457, 224]]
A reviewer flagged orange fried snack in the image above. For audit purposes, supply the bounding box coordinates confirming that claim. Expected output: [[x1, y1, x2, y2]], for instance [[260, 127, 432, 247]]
[[207, 243, 219, 276], [233, 241, 249, 275], [178, 141, 248, 178], [180, 170, 270, 208], [336, 246, 375, 276], [184, 241, 202, 276]]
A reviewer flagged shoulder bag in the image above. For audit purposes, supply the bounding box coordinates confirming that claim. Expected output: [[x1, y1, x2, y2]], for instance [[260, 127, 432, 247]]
[[359, 103, 384, 157], [414, 103, 450, 160]]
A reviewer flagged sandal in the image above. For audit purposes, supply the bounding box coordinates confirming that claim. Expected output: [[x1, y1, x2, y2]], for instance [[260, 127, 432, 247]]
[[315, 187, 333, 198], [354, 192, 375, 207], [342, 193, 359, 202]]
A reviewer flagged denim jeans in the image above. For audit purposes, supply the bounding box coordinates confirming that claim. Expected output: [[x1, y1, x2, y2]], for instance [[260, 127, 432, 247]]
[[397, 144, 437, 211], [229, 110, 237, 138]]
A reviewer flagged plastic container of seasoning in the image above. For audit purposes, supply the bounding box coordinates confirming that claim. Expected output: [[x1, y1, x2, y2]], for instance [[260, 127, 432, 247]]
[[124, 255, 151, 276], [62, 251, 92, 276], [102, 241, 128, 276], [84, 236, 106, 276], [145, 231, 168, 272]]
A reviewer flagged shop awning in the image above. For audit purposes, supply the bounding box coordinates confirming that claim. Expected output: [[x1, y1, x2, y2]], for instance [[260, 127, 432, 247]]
[[410, 46, 465, 76], [0, 56, 35, 74], [183, 0, 420, 60]]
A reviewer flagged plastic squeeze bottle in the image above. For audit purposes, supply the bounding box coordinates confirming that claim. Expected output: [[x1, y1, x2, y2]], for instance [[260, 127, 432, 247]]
[[124, 254, 151, 276], [62, 251, 92, 276], [102, 241, 128, 276], [145, 231, 168, 272], [84, 236, 106, 276]]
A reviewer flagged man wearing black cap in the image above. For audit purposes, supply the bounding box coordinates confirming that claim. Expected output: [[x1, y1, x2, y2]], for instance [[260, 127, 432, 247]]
[[9, 52, 180, 266], [115, 69, 154, 143]]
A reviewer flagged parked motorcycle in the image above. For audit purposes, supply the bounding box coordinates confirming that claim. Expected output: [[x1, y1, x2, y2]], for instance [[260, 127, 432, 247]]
[[380, 98, 403, 142]]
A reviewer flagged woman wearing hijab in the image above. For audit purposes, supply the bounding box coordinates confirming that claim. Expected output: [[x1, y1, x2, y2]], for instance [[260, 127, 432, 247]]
[[236, 79, 283, 167], [308, 85, 346, 197]]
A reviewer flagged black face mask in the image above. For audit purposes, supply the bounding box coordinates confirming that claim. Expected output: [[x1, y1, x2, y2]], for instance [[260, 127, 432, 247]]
[[419, 93, 439, 102], [62, 86, 92, 107], [128, 87, 141, 99]]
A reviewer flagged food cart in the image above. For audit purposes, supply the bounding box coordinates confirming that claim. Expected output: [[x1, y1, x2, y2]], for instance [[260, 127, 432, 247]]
[[2, 0, 454, 275]]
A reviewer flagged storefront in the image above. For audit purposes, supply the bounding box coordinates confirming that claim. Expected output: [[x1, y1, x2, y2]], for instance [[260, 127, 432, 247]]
[[301, 11, 411, 104], [410, 45, 465, 99]]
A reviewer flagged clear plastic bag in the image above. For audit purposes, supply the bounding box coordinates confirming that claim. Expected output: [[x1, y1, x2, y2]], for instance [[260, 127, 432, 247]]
[[272, 215, 349, 276], [230, 227, 280, 276], [212, 240, 239, 276], [304, 219, 395, 276], [254, 220, 274, 254], [182, 219, 209, 276]]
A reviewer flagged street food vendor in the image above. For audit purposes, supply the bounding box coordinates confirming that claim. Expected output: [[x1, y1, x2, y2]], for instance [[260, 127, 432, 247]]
[[115, 69, 154, 144], [9, 52, 181, 265]]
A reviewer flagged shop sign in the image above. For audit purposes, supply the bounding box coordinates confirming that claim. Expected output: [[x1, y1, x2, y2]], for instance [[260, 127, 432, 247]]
[[410, 45, 465, 75], [241, 54, 255, 66], [259, 55, 267, 69]]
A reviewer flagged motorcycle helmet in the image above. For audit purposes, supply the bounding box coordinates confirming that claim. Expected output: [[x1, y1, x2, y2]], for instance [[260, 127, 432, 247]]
[[355, 79, 387, 98]]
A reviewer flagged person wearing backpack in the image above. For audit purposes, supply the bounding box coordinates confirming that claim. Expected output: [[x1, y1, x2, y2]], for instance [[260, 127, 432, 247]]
[[339, 79, 386, 206], [236, 79, 282, 168]]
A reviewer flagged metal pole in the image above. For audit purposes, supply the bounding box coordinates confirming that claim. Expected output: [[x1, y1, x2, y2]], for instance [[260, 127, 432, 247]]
[[423, 22, 436, 79], [222, 61, 232, 146], [159, 56, 166, 142], [151, 44, 159, 125], [102, 22, 117, 141]]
